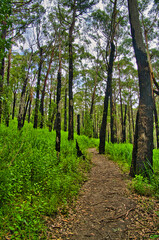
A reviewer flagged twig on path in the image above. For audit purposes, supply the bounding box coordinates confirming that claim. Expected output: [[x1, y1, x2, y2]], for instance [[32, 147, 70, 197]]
[[114, 207, 135, 220], [91, 201, 107, 206], [102, 208, 135, 223]]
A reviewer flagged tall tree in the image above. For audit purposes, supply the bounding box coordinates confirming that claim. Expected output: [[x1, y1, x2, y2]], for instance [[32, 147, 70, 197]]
[[0, 0, 11, 123], [128, 0, 154, 176], [99, 0, 117, 154], [18, 51, 33, 130], [56, 34, 62, 152], [58, 0, 99, 140]]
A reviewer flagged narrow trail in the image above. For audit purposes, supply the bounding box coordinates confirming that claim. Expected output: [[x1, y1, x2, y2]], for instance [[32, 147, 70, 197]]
[[46, 148, 159, 240]]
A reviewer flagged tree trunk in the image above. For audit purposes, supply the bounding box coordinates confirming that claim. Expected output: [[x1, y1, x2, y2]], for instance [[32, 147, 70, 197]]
[[23, 94, 30, 126], [40, 46, 55, 128], [28, 99, 32, 123], [128, 103, 132, 143], [5, 47, 12, 127], [99, 42, 115, 154], [64, 87, 67, 132], [154, 99, 159, 149], [118, 61, 124, 142], [18, 53, 33, 130], [122, 104, 127, 143], [77, 114, 80, 135], [0, 25, 6, 123], [90, 65, 98, 116], [68, 8, 76, 141], [110, 90, 117, 143], [12, 91, 16, 120], [56, 37, 62, 153], [33, 47, 43, 129], [128, 0, 153, 176]]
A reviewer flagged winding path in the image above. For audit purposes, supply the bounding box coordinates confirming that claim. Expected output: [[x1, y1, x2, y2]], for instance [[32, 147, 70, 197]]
[[46, 148, 159, 240]]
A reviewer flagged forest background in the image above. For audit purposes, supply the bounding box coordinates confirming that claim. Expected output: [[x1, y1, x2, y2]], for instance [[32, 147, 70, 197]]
[[0, 0, 159, 239]]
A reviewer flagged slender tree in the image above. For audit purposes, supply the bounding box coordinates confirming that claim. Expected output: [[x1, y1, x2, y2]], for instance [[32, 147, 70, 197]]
[[99, 0, 117, 154], [56, 35, 62, 152]]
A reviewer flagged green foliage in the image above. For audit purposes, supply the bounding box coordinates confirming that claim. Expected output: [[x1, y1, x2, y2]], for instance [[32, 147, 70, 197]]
[[131, 175, 154, 196], [105, 142, 133, 172], [0, 120, 96, 239], [105, 142, 159, 198]]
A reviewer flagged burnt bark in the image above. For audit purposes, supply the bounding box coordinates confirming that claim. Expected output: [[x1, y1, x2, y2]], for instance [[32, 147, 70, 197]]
[[154, 99, 159, 149], [99, 42, 115, 154], [128, 0, 154, 176], [56, 71, 61, 152], [68, 7, 76, 141], [56, 37, 62, 153], [110, 91, 117, 143], [130, 110, 139, 177], [28, 99, 32, 123], [23, 94, 30, 126], [77, 114, 80, 135], [64, 87, 67, 132], [12, 91, 16, 119], [122, 104, 127, 143]]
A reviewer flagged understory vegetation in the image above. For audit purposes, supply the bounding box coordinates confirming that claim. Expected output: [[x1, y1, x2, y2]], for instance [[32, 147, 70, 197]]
[[0, 120, 159, 239], [105, 143, 159, 198], [0, 120, 98, 239]]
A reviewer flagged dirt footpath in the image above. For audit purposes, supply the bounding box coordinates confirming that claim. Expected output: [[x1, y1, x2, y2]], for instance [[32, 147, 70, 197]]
[[46, 148, 159, 240]]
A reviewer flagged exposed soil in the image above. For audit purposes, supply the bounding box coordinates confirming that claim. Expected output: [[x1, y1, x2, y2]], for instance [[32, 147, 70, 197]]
[[46, 148, 159, 240]]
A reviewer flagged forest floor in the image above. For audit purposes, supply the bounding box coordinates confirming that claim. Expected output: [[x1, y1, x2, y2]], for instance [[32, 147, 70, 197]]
[[45, 148, 159, 240]]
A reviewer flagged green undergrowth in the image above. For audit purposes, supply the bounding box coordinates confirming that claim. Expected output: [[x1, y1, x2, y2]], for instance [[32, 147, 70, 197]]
[[105, 142, 159, 198], [0, 120, 98, 239], [105, 142, 133, 172]]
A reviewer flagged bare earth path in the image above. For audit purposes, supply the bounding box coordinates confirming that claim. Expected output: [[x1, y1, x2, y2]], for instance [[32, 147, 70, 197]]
[[46, 148, 159, 240]]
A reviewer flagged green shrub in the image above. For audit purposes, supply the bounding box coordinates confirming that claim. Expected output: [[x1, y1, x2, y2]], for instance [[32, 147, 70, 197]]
[[105, 142, 159, 198], [130, 175, 154, 196], [0, 120, 97, 239]]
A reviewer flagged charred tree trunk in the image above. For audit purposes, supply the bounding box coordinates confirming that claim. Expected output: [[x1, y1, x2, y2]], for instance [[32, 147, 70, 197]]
[[56, 73, 61, 152], [68, 8, 76, 141], [110, 90, 117, 143], [64, 87, 67, 132], [130, 110, 139, 177], [56, 37, 62, 153], [12, 91, 16, 120], [28, 99, 32, 123], [128, 0, 153, 176], [99, 42, 115, 154], [77, 114, 80, 135], [154, 99, 159, 149], [23, 94, 30, 126], [34, 47, 43, 129]]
